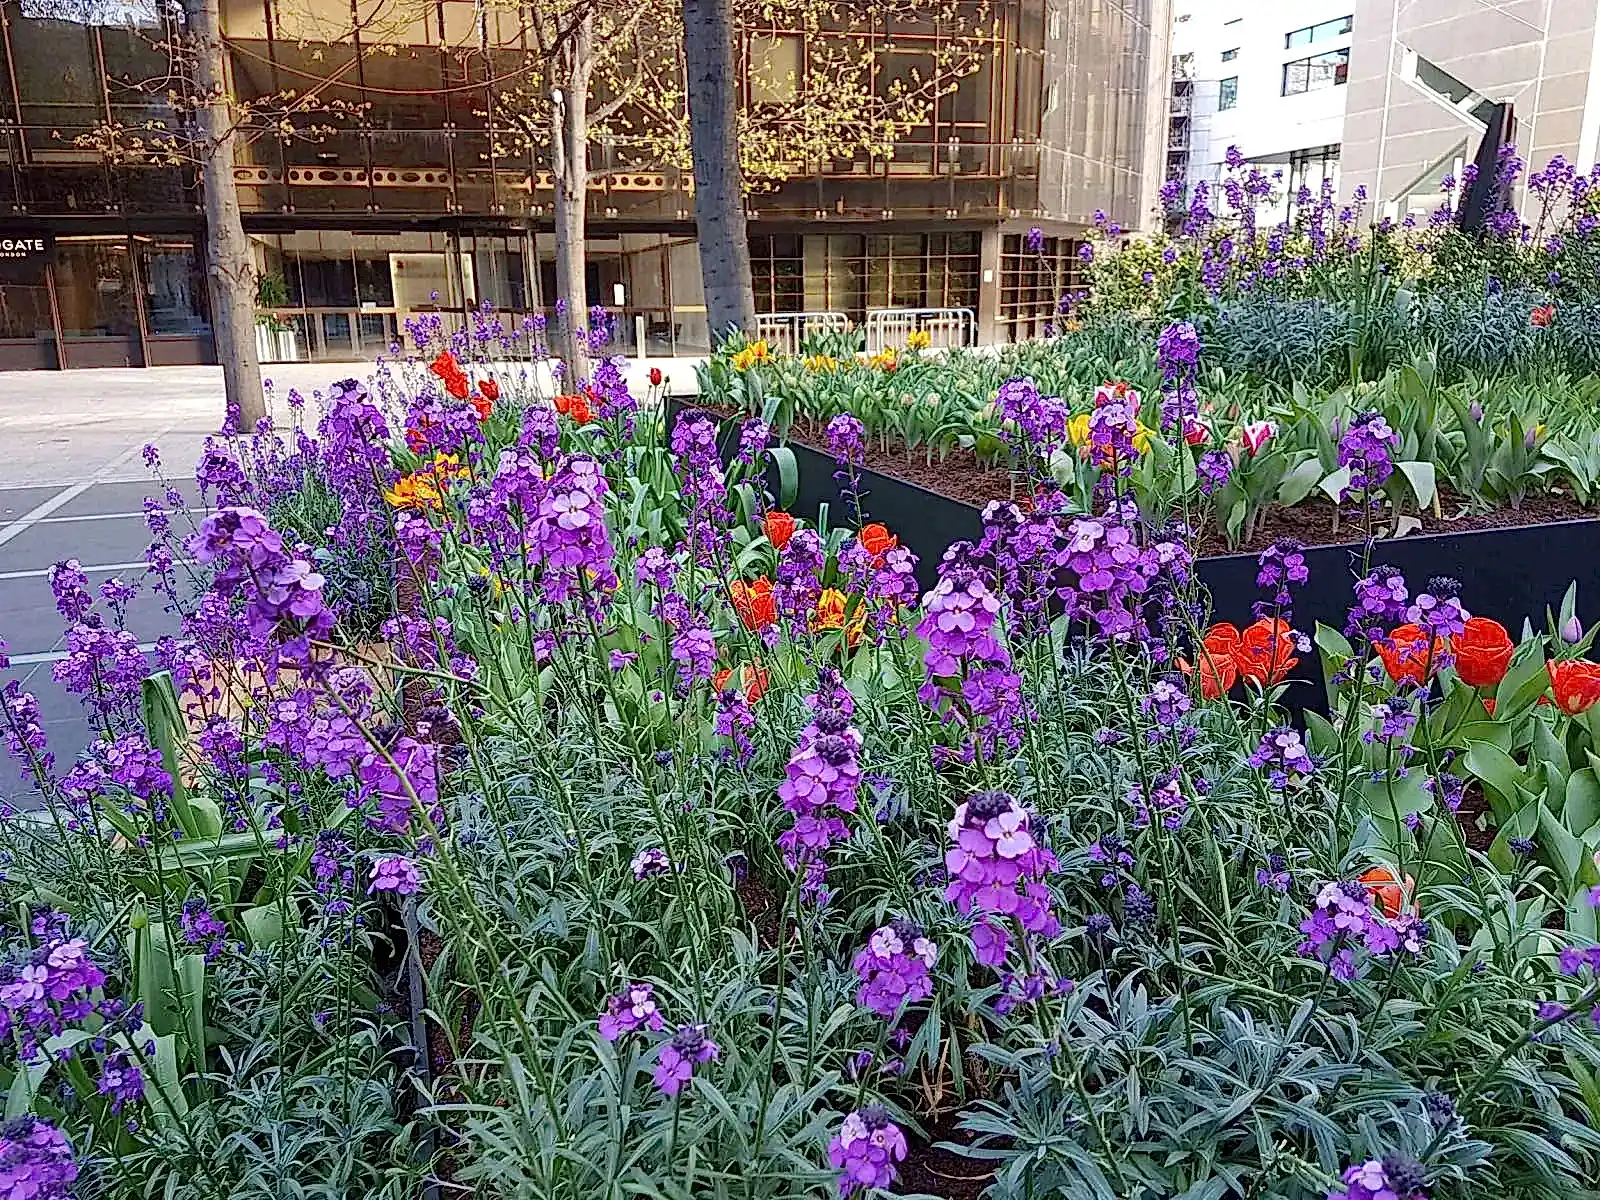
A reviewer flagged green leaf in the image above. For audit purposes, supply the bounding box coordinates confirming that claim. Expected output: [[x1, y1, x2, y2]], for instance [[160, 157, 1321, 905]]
[[1567, 769, 1600, 836], [1464, 740, 1531, 822], [1396, 460, 1437, 510], [1496, 641, 1553, 716], [238, 908, 286, 953], [1317, 465, 1352, 503], [141, 672, 200, 840], [1539, 803, 1587, 889], [1276, 456, 1324, 506], [765, 445, 798, 509]]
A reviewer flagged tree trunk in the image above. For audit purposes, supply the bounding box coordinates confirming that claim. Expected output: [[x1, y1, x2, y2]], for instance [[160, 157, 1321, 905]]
[[185, 0, 265, 431], [549, 16, 593, 385], [682, 0, 755, 343]]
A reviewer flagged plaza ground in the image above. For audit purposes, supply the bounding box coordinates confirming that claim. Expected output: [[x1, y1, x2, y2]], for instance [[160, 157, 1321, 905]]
[[0, 358, 701, 802]]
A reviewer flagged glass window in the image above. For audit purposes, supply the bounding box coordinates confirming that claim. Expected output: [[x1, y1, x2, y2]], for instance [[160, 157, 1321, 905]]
[[1221, 47, 1239, 62], [137, 241, 210, 335], [1286, 15, 1352, 49], [1282, 50, 1347, 95], [54, 239, 138, 339], [0, 254, 55, 342], [1219, 76, 1239, 110], [749, 33, 802, 104]]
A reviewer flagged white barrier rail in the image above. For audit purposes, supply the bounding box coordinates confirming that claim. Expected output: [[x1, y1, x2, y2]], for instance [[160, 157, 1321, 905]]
[[863, 307, 976, 353], [754, 310, 851, 355]]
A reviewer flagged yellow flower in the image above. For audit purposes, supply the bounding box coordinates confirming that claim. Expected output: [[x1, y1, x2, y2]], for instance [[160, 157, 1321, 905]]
[[1133, 422, 1155, 454], [1067, 414, 1091, 447], [905, 330, 931, 351], [803, 353, 839, 373], [384, 473, 443, 510], [867, 346, 899, 372], [809, 588, 869, 644], [730, 340, 772, 372]]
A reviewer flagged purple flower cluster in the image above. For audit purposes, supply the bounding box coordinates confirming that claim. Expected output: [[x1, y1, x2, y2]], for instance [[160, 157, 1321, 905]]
[[828, 1106, 908, 1198], [944, 791, 1060, 968], [1338, 411, 1400, 501], [914, 562, 1023, 754], [1247, 725, 1316, 789], [852, 920, 937, 1020], [825, 413, 866, 465], [179, 898, 227, 959], [669, 415, 731, 563], [653, 1024, 720, 1097], [188, 508, 333, 644], [598, 982, 665, 1041], [368, 856, 423, 896], [1329, 1157, 1429, 1200], [533, 457, 620, 601], [0, 937, 107, 1059], [1345, 566, 1409, 642], [1197, 448, 1233, 495], [776, 683, 860, 888], [1407, 577, 1469, 640], [995, 377, 1068, 449], [630, 847, 671, 879], [356, 736, 440, 836], [0, 1118, 78, 1200], [1254, 539, 1308, 621], [775, 530, 826, 634], [1298, 880, 1428, 980]]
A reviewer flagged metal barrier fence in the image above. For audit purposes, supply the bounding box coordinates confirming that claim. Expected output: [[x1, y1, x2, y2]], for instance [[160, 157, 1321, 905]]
[[863, 307, 976, 353], [754, 311, 851, 355]]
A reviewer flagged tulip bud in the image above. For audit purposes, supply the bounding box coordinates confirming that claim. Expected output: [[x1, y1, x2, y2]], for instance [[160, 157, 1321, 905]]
[[1562, 614, 1584, 644], [1469, 401, 1483, 422], [1525, 427, 1538, 450]]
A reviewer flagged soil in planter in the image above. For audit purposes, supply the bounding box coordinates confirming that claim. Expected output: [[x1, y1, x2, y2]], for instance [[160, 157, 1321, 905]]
[[759, 411, 1596, 557], [1454, 778, 1497, 854], [897, 1110, 996, 1200]]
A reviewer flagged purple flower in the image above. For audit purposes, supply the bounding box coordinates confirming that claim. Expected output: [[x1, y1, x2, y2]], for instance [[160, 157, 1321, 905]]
[[944, 791, 1060, 968], [652, 1024, 719, 1096], [1197, 449, 1232, 495], [46, 561, 93, 623], [1346, 566, 1409, 642], [1023, 226, 1045, 254], [1256, 854, 1292, 893], [356, 737, 440, 835], [1407, 577, 1468, 641], [368, 856, 423, 896], [776, 679, 860, 883], [96, 1049, 144, 1113], [825, 413, 865, 465], [1338, 411, 1400, 501], [179, 899, 227, 959], [598, 983, 664, 1041], [828, 1106, 908, 1197], [630, 847, 670, 880], [1253, 539, 1308, 622], [852, 919, 937, 1020], [0, 1118, 78, 1200], [1248, 725, 1316, 789], [1328, 1156, 1429, 1200]]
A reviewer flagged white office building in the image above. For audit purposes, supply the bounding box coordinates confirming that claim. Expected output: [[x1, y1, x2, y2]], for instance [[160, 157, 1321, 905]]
[[1167, 2, 1356, 222]]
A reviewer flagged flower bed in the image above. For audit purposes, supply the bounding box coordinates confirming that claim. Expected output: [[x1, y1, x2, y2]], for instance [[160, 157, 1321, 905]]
[[6, 316, 1600, 1199]]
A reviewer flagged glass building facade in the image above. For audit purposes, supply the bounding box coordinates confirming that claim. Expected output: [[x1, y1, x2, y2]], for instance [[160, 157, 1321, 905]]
[[0, 0, 1165, 368]]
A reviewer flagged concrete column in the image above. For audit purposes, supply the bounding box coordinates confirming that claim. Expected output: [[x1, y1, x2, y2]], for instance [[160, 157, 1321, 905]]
[[1137, 0, 1175, 233], [977, 226, 1002, 344], [802, 234, 827, 311]]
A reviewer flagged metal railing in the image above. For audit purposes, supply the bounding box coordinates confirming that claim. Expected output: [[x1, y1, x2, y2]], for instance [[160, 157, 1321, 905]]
[[863, 307, 976, 353], [755, 311, 850, 355]]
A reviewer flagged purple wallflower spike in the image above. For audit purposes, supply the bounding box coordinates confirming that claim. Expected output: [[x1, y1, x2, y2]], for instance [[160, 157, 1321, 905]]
[[96, 1049, 144, 1113], [652, 1024, 719, 1097], [827, 1105, 908, 1197], [368, 856, 423, 896], [0, 1117, 79, 1200], [852, 920, 937, 1021], [598, 983, 664, 1041], [1328, 1156, 1430, 1200], [630, 847, 671, 880], [825, 413, 865, 466], [944, 791, 1060, 968]]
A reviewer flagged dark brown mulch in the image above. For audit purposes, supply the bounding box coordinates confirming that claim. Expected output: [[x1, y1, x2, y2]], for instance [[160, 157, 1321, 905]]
[[735, 869, 784, 950], [1454, 778, 1496, 853], [897, 1110, 996, 1200], [1191, 487, 1592, 558]]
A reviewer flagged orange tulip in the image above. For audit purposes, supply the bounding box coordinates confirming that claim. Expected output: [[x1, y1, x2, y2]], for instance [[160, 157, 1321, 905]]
[[1195, 622, 1241, 698], [428, 350, 460, 381], [479, 377, 499, 404], [1358, 865, 1409, 919], [1548, 659, 1600, 715], [1236, 618, 1298, 687], [1453, 617, 1514, 688], [730, 578, 777, 632], [764, 510, 796, 551], [1373, 624, 1447, 686], [555, 392, 592, 424], [713, 663, 769, 704], [858, 522, 898, 563]]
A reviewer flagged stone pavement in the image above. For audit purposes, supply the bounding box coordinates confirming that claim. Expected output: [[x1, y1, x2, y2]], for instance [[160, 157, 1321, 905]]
[[0, 355, 702, 801]]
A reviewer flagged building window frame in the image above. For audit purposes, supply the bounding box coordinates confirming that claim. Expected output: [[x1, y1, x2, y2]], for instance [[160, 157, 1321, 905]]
[[1221, 47, 1239, 63], [1218, 76, 1239, 110], [1281, 49, 1349, 96], [1285, 14, 1353, 50]]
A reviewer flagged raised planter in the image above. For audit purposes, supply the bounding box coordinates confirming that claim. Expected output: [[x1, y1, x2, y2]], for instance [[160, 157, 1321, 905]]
[[668, 402, 1600, 710]]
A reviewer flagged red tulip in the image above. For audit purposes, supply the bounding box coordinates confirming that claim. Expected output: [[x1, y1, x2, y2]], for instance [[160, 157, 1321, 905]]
[[1453, 617, 1514, 688]]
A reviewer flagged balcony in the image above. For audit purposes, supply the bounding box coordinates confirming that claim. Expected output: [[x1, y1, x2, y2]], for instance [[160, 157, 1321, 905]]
[[1167, 130, 1190, 151], [1170, 94, 1192, 116]]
